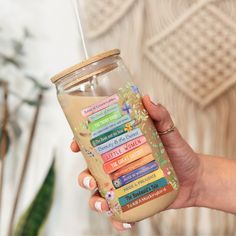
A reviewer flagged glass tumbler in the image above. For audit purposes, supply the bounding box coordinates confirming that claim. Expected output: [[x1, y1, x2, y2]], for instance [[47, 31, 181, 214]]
[[51, 49, 179, 222]]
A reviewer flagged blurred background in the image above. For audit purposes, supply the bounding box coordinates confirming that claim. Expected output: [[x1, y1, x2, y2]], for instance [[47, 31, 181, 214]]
[[1, 0, 236, 236], [0, 0, 92, 235]]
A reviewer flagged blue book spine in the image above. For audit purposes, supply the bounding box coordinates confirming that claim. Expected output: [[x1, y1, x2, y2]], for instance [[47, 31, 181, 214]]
[[112, 161, 158, 189]]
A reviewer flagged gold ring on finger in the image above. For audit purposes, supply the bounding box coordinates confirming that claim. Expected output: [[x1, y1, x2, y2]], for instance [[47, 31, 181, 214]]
[[158, 123, 175, 135]]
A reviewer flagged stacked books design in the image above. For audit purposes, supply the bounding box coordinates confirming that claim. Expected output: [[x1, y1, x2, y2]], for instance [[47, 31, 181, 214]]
[[86, 95, 171, 212]]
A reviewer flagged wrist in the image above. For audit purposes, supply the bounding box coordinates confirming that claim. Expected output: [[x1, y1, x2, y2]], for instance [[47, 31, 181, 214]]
[[190, 154, 205, 208], [181, 154, 236, 214], [192, 154, 236, 213], [168, 152, 204, 210]]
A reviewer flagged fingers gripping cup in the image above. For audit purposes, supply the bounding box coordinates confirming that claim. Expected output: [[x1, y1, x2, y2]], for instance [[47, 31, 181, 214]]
[[51, 49, 179, 222]]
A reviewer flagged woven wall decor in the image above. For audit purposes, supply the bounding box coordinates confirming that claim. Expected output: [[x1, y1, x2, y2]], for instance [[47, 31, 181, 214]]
[[84, 0, 136, 39], [144, 0, 236, 108], [82, 0, 236, 235]]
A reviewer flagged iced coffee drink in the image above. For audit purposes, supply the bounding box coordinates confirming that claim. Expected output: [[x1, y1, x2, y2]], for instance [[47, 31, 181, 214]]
[[51, 49, 179, 222]]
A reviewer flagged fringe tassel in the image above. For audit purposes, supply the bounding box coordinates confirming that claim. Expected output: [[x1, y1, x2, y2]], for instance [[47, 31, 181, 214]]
[[83, 0, 236, 235]]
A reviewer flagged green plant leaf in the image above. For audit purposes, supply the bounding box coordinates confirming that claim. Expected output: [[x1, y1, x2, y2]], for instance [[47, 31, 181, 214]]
[[22, 99, 40, 107], [25, 75, 50, 91], [8, 90, 40, 107], [9, 119, 22, 138], [2, 56, 22, 68], [12, 39, 24, 56], [24, 28, 34, 39], [13, 160, 56, 236], [0, 128, 10, 159]]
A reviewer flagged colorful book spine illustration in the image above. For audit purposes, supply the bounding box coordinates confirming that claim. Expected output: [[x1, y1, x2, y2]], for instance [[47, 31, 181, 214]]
[[95, 128, 143, 154], [114, 169, 164, 197], [81, 91, 171, 214], [118, 177, 168, 206], [90, 121, 135, 147], [88, 104, 120, 122], [112, 161, 158, 188], [88, 111, 122, 132], [91, 115, 131, 139], [103, 143, 152, 174], [121, 184, 173, 212], [81, 94, 119, 117], [110, 154, 155, 180], [102, 135, 147, 162]]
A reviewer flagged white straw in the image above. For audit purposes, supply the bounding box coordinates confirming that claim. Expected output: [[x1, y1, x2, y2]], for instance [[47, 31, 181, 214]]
[[71, 0, 89, 59]]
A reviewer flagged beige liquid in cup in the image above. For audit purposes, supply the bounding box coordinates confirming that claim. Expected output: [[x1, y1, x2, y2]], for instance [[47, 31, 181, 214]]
[[52, 49, 179, 222], [58, 85, 179, 222]]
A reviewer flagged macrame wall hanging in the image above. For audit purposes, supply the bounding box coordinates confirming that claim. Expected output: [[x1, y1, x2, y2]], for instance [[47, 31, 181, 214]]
[[144, 0, 236, 108], [81, 0, 236, 235]]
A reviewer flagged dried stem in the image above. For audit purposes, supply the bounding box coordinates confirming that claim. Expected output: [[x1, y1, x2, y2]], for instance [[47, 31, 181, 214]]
[[0, 80, 9, 232], [7, 92, 43, 236]]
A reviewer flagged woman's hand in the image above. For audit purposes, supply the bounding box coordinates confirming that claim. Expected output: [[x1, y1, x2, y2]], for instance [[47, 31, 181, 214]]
[[71, 95, 203, 231]]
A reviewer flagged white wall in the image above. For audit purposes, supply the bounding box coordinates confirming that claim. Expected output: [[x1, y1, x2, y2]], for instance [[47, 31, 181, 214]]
[[1, 0, 95, 235]]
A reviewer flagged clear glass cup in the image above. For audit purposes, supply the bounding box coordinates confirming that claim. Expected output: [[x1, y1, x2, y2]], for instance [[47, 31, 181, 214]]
[[51, 49, 179, 222]]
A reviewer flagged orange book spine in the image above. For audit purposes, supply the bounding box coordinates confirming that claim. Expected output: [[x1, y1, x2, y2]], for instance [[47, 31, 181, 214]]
[[110, 154, 155, 180], [103, 143, 152, 174]]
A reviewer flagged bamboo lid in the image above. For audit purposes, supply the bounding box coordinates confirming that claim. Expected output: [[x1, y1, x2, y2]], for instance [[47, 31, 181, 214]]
[[64, 63, 118, 90], [50, 49, 120, 83]]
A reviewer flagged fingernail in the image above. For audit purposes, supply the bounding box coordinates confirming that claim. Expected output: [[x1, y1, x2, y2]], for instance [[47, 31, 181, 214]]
[[105, 210, 113, 217], [123, 223, 132, 229], [95, 201, 102, 212], [83, 176, 92, 189], [151, 101, 158, 106], [92, 187, 98, 194], [150, 97, 159, 106]]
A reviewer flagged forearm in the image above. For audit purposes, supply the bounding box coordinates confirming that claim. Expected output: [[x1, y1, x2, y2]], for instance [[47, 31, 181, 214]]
[[195, 154, 236, 214]]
